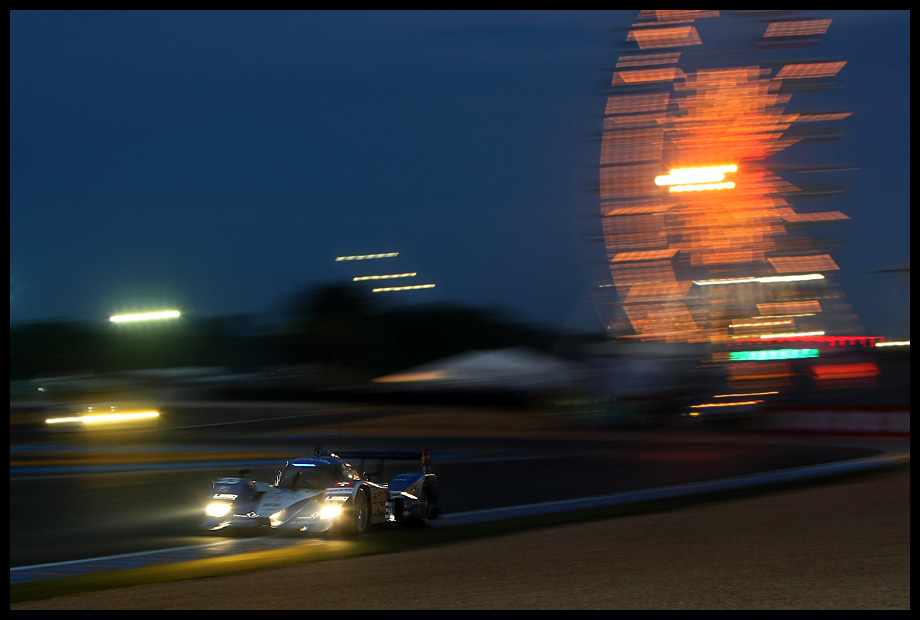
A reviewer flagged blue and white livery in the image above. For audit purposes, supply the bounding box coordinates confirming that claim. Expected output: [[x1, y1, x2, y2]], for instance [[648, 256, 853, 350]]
[[202, 448, 439, 536]]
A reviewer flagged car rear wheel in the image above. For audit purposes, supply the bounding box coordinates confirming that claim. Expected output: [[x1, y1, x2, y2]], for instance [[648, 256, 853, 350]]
[[401, 483, 438, 528], [419, 485, 436, 521]]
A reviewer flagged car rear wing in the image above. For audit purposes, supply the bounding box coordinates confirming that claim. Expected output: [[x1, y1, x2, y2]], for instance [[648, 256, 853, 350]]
[[315, 447, 433, 478]]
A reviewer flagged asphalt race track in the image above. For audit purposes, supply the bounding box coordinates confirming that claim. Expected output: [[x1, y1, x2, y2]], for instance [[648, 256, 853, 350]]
[[13, 467, 909, 610], [10, 403, 911, 609]]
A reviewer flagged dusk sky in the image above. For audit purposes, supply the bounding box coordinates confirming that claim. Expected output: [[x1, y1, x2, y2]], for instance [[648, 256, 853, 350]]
[[10, 10, 910, 339]]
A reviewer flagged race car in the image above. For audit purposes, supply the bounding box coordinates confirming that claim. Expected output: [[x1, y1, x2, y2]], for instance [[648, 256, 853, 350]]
[[202, 448, 439, 536]]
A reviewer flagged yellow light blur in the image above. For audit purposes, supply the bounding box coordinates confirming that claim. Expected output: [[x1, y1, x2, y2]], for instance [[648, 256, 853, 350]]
[[372, 284, 436, 293], [757, 302, 822, 317], [205, 502, 232, 518], [713, 391, 779, 398], [691, 400, 763, 408], [373, 370, 449, 384], [45, 410, 160, 425], [731, 319, 793, 329], [335, 253, 398, 261], [109, 310, 180, 323], [876, 341, 909, 348], [758, 331, 824, 339], [353, 273, 417, 281]]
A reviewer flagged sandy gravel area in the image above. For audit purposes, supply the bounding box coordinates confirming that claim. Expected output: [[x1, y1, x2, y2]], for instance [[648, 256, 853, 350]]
[[13, 465, 909, 610]]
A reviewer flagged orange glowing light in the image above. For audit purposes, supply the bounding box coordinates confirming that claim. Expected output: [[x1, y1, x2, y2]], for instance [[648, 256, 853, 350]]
[[713, 391, 779, 398], [611, 67, 686, 86], [616, 52, 682, 68], [640, 10, 720, 24], [775, 61, 846, 80], [627, 25, 702, 49], [768, 255, 839, 274], [764, 19, 832, 38], [690, 400, 763, 408], [605, 92, 671, 116], [654, 165, 737, 187]]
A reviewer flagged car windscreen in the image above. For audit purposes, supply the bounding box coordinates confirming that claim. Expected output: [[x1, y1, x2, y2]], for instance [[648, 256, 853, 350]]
[[276, 463, 340, 490]]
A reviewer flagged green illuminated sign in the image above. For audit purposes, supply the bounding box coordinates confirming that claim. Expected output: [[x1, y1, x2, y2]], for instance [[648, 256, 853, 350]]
[[729, 348, 819, 361]]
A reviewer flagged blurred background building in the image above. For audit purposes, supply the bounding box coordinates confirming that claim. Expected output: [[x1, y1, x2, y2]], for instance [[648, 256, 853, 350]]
[[589, 11, 907, 424], [599, 10, 860, 345]]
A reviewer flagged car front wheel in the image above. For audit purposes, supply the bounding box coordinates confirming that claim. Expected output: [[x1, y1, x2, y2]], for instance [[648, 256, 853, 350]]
[[334, 489, 368, 537], [352, 489, 369, 534]]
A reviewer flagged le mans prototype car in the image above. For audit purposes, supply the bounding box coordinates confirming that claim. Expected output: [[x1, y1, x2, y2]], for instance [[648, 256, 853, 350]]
[[202, 448, 440, 536]]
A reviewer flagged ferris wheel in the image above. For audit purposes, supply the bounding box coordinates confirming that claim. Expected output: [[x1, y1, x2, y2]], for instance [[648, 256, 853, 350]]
[[600, 10, 858, 344]]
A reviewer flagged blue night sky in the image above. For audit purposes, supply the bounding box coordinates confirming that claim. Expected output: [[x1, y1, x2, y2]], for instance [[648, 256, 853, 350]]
[[9, 10, 910, 339]]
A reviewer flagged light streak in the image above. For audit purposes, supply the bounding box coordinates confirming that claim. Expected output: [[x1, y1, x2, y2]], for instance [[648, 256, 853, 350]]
[[655, 164, 737, 186], [626, 24, 704, 50], [45, 410, 160, 425], [109, 311, 180, 323], [729, 349, 819, 361], [775, 61, 846, 80], [334, 253, 398, 261], [353, 273, 417, 281], [713, 391, 779, 398], [764, 19, 831, 38], [730, 319, 794, 329], [732, 335, 884, 346], [371, 284, 436, 293], [669, 181, 735, 192], [812, 363, 880, 380], [758, 331, 825, 339], [690, 400, 764, 408], [693, 274, 825, 286]]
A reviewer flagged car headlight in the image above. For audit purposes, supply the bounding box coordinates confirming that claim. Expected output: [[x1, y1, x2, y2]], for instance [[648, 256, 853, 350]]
[[320, 503, 343, 520], [206, 501, 232, 518]]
